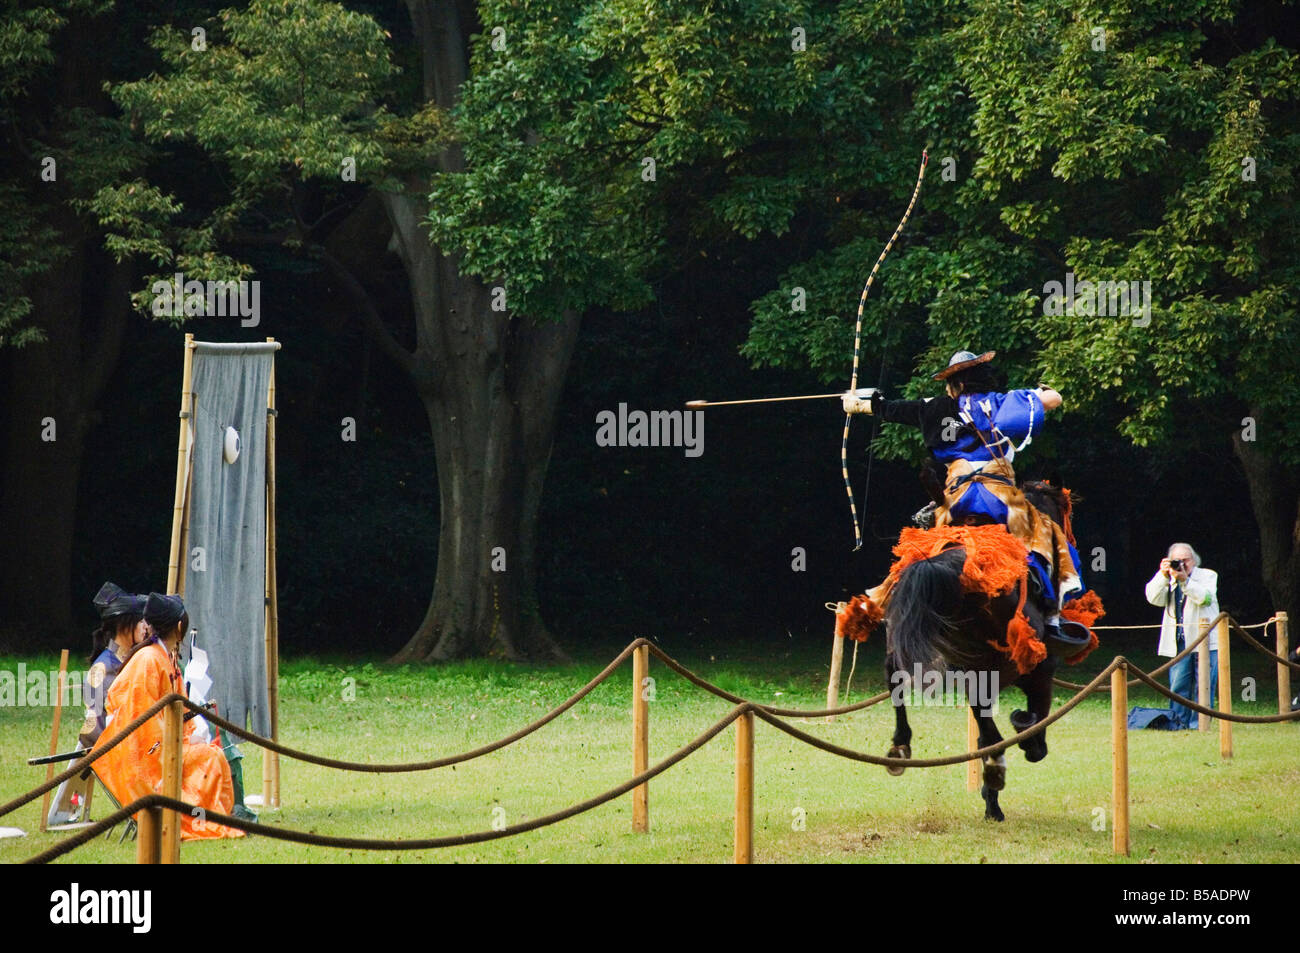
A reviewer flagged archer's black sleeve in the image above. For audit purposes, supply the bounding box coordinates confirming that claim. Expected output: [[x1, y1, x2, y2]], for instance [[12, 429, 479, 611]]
[[876, 398, 928, 429]]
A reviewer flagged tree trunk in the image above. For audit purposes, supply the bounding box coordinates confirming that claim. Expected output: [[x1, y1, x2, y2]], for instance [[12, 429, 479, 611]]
[[0, 228, 129, 647], [1232, 424, 1300, 628], [370, 0, 576, 661], [381, 190, 577, 662]]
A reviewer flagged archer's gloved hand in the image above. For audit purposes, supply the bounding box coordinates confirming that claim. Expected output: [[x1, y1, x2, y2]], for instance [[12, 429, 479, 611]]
[[841, 388, 879, 415]]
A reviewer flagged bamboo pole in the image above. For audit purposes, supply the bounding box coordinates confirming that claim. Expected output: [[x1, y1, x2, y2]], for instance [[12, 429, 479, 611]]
[[1278, 612, 1291, 717], [176, 395, 195, 599], [160, 700, 183, 864], [1217, 619, 1232, 759], [1197, 619, 1211, 731], [264, 338, 281, 808], [631, 643, 649, 833], [39, 650, 69, 832], [734, 709, 754, 864], [136, 807, 161, 864], [966, 709, 979, 792], [1111, 663, 1130, 857], [167, 334, 197, 594], [826, 633, 844, 722]]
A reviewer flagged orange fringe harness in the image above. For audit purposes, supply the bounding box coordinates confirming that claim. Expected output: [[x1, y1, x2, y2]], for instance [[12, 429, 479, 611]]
[[835, 524, 1102, 674]]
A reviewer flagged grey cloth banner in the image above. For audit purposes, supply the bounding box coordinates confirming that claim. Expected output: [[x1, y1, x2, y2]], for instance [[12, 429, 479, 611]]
[[182, 346, 274, 737]]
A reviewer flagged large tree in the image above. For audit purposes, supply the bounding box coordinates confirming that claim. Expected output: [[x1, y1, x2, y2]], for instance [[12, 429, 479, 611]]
[[95, 0, 658, 660]]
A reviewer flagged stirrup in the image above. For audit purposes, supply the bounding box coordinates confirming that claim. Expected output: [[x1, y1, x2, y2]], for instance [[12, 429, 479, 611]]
[[1043, 620, 1092, 655]]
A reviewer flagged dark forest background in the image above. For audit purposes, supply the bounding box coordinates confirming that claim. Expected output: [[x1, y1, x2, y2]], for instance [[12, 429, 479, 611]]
[[0, 0, 1291, 661], [44, 252, 1270, 658]]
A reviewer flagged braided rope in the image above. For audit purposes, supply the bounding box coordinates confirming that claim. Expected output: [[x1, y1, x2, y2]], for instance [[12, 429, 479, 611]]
[[841, 150, 929, 550], [14, 638, 1295, 864]]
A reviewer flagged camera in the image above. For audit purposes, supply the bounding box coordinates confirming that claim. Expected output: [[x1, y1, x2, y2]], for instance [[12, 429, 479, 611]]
[[1167, 558, 1184, 572]]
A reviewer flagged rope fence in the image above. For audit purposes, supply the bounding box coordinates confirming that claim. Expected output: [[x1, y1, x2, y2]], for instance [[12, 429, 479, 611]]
[[6, 613, 1296, 865]]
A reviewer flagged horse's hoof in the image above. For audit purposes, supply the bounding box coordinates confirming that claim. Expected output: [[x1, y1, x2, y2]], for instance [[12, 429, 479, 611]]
[[1022, 736, 1048, 763], [886, 744, 911, 776], [982, 757, 1006, 791], [1011, 710, 1048, 762], [980, 786, 1005, 822]]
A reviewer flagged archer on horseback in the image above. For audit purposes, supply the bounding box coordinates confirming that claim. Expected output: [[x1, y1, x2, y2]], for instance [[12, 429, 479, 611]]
[[842, 348, 1092, 655]]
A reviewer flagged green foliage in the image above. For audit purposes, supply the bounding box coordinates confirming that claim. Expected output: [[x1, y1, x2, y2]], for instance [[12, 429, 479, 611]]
[[91, 0, 407, 311], [0, 2, 119, 345], [732, 0, 1300, 466]]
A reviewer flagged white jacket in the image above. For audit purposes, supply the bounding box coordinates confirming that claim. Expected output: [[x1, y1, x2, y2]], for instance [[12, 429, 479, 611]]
[[1144, 567, 1219, 657]]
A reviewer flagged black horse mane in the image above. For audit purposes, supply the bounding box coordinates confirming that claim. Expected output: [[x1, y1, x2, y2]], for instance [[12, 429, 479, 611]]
[[886, 547, 976, 671]]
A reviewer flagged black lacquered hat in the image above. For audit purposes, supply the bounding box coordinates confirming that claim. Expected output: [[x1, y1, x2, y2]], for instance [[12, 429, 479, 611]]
[[143, 592, 186, 629], [93, 582, 147, 620]]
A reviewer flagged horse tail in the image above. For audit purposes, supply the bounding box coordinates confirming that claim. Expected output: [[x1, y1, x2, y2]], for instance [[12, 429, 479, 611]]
[[885, 547, 971, 671]]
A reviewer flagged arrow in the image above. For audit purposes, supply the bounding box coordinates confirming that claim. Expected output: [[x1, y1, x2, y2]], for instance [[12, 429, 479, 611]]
[[685, 393, 846, 409]]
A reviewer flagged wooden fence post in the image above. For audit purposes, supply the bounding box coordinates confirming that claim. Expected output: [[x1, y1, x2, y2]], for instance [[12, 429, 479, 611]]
[[1196, 620, 1211, 731], [136, 807, 162, 864], [160, 699, 184, 864], [1111, 663, 1130, 857], [1277, 612, 1291, 717], [734, 709, 754, 864], [40, 650, 70, 833], [826, 633, 844, 722], [1217, 620, 1232, 759], [631, 643, 649, 833], [966, 709, 979, 792]]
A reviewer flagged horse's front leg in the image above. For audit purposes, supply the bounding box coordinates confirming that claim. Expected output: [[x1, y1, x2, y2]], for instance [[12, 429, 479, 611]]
[[1010, 653, 1057, 763], [885, 651, 912, 775], [974, 706, 1006, 822]]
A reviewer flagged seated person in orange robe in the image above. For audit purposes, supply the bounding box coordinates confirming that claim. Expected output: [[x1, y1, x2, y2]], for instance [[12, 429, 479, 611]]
[[92, 592, 244, 841]]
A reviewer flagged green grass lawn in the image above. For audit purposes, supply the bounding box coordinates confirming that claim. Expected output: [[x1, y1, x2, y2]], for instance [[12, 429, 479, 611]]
[[1, 640, 1296, 864]]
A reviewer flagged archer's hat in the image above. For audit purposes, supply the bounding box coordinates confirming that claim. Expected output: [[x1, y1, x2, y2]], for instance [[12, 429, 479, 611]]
[[93, 582, 147, 620], [144, 592, 186, 630], [933, 350, 996, 381]]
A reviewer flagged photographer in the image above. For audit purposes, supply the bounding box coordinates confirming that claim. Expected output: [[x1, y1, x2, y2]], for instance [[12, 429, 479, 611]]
[[1144, 543, 1219, 729]]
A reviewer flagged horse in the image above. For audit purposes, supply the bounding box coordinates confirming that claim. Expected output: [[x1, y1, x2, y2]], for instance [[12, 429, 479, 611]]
[[880, 481, 1073, 822]]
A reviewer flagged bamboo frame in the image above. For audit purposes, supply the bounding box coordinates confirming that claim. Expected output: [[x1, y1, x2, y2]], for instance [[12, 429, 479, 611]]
[[165, 336, 282, 809], [1111, 663, 1129, 856], [264, 337, 281, 808], [176, 395, 196, 599], [167, 335, 197, 594], [1278, 612, 1291, 717], [734, 710, 754, 864], [1197, 620, 1211, 731], [631, 643, 649, 832], [39, 650, 70, 832], [825, 632, 844, 722], [160, 700, 183, 863], [1217, 619, 1232, 759]]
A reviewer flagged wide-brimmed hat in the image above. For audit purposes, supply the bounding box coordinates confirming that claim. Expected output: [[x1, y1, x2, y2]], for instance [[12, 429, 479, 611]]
[[92, 582, 147, 620], [144, 592, 186, 630], [933, 350, 996, 381]]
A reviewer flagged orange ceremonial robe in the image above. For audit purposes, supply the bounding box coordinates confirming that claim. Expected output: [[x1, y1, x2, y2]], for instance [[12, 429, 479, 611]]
[[92, 642, 244, 840]]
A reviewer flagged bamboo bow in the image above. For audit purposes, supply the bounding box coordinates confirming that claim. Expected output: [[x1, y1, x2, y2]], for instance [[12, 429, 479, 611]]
[[841, 151, 929, 550]]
